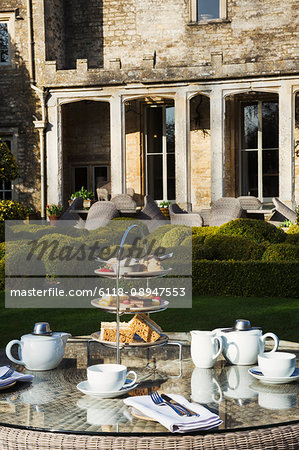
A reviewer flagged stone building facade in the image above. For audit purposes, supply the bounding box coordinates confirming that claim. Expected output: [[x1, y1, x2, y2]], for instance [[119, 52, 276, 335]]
[[0, 0, 298, 215]]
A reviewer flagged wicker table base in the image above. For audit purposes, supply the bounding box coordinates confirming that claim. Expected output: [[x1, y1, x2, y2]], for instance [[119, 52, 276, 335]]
[[1, 423, 299, 450]]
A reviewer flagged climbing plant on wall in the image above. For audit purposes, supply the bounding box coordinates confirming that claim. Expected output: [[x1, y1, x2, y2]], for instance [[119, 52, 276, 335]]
[[0, 139, 19, 182]]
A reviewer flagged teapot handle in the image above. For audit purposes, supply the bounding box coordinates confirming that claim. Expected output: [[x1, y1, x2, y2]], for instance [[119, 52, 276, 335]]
[[5, 340, 24, 365], [261, 333, 279, 353]]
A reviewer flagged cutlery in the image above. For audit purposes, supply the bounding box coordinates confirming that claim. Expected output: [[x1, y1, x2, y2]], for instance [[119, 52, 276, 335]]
[[0, 367, 14, 380], [150, 391, 192, 416], [161, 394, 200, 417]]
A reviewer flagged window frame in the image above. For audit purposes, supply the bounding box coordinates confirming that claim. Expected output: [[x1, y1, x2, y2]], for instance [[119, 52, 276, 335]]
[[239, 100, 279, 202], [0, 12, 15, 66], [190, 0, 227, 23], [71, 164, 110, 198]]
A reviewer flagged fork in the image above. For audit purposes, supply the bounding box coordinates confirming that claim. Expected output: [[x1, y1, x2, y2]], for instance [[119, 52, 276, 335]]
[[150, 391, 192, 417], [0, 366, 14, 380]]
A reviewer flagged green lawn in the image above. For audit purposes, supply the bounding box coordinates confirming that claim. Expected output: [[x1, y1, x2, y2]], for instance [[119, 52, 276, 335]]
[[0, 292, 298, 347]]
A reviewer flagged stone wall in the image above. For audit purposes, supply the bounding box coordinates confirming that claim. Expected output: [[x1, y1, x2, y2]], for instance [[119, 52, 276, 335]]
[[39, 0, 299, 86], [0, 2, 41, 208]]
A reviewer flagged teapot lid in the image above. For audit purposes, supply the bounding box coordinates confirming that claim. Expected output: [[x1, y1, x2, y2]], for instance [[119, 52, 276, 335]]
[[31, 322, 53, 336], [222, 319, 261, 333]]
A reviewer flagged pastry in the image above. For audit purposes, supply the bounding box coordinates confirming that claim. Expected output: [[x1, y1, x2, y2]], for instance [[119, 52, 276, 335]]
[[128, 314, 162, 343], [100, 322, 134, 343]]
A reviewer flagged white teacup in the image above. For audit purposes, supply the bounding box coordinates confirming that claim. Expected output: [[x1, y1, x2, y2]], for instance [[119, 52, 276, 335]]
[[87, 364, 137, 392], [258, 352, 296, 378], [191, 330, 223, 369]]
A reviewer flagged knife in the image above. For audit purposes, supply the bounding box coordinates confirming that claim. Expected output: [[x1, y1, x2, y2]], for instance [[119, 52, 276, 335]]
[[161, 394, 199, 416]]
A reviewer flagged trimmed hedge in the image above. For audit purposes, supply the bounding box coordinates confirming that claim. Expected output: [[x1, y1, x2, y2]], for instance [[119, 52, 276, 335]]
[[262, 243, 299, 262], [161, 226, 190, 248], [191, 226, 218, 241], [192, 260, 298, 297], [217, 219, 286, 244], [203, 234, 265, 261]]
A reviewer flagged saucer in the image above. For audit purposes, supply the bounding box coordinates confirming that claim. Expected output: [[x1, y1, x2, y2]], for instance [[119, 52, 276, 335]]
[[248, 367, 299, 385], [0, 380, 16, 391], [76, 380, 138, 398]]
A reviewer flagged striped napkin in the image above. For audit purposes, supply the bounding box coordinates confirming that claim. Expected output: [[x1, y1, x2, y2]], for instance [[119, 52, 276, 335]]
[[0, 366, 34, 387], [124, 393, 222, 433]]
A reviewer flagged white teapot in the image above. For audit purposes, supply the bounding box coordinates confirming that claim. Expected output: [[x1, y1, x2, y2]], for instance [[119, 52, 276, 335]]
[[214, 319, 279, 366], [6, 322, 71, 371]]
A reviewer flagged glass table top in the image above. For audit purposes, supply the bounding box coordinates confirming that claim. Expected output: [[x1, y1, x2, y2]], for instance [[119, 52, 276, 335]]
[[0, 336, 298, 435]]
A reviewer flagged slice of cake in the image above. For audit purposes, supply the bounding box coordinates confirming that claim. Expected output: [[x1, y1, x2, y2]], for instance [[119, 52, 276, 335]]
[[128, 314, 162, 343], [100, 322, 134, 343]]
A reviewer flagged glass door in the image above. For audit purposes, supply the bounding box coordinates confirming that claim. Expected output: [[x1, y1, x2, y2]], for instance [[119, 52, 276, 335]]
[[145, 105, 175, 202], [240, 100, 279, 202]]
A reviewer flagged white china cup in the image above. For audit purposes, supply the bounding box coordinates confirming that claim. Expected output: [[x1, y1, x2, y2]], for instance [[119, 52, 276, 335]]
[[191, 330, 223, 369], [258, 352, 296, 378], [87, 364, 137, 392]]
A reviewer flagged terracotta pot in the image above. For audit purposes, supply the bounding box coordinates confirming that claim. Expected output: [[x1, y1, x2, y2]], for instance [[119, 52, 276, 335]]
[[48, 215, 60, 226], [160, 207, 170, 218]]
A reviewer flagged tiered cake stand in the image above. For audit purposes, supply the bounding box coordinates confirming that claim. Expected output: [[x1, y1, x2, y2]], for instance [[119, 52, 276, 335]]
[[89, 224, 182, 367]]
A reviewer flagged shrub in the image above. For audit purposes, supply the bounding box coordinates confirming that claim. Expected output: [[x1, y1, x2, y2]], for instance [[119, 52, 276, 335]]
[[146, 224, 177, 251], [0, 200, 27, 222], [5, 240, 46, 276], [192, 260, 298, 297], [285, 224, 299, 245], [0, 242, 4, 260], [38, 234, 95, 276], [192, 226, 218, 241], [262, 243, 299, 262], [203, 234, 265, 261], [217, 219, 286, 244], [7, 223, 82, 241], [161, 226, 191, 248]]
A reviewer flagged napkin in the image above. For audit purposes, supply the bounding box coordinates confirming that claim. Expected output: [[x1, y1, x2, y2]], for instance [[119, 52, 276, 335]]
[[0, 366, 34, 387], [124, 393, 222, 433]]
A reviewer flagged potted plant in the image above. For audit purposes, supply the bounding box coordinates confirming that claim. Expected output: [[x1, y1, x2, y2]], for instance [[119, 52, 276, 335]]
[[46, 204, 63, 225], [25, 206, 38, 223], [70, 186, 95, 208], [159, 201, 171, 218]]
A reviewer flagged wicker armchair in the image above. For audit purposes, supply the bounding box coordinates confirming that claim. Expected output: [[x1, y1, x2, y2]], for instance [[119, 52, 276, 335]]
[[271, 197, 297, 224], [84, 201, 119, 230], [237, 196, 262, 211], [59, 197, 84, 222], [136, 195, 166, 221], [111, 194, 137, 213], [169, 203, 203, 227], [210, 197, 244, 227]]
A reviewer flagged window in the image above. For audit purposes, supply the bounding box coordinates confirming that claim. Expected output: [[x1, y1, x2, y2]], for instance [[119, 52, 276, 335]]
[[240, 100, 279, 202], [72, 165, 109, 197], [145, 105, 175, 202], [0, 22, 9, 63], [0, 12, 15, 65], [0, 137, 13, 200], [190, 0, 227, 22]]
